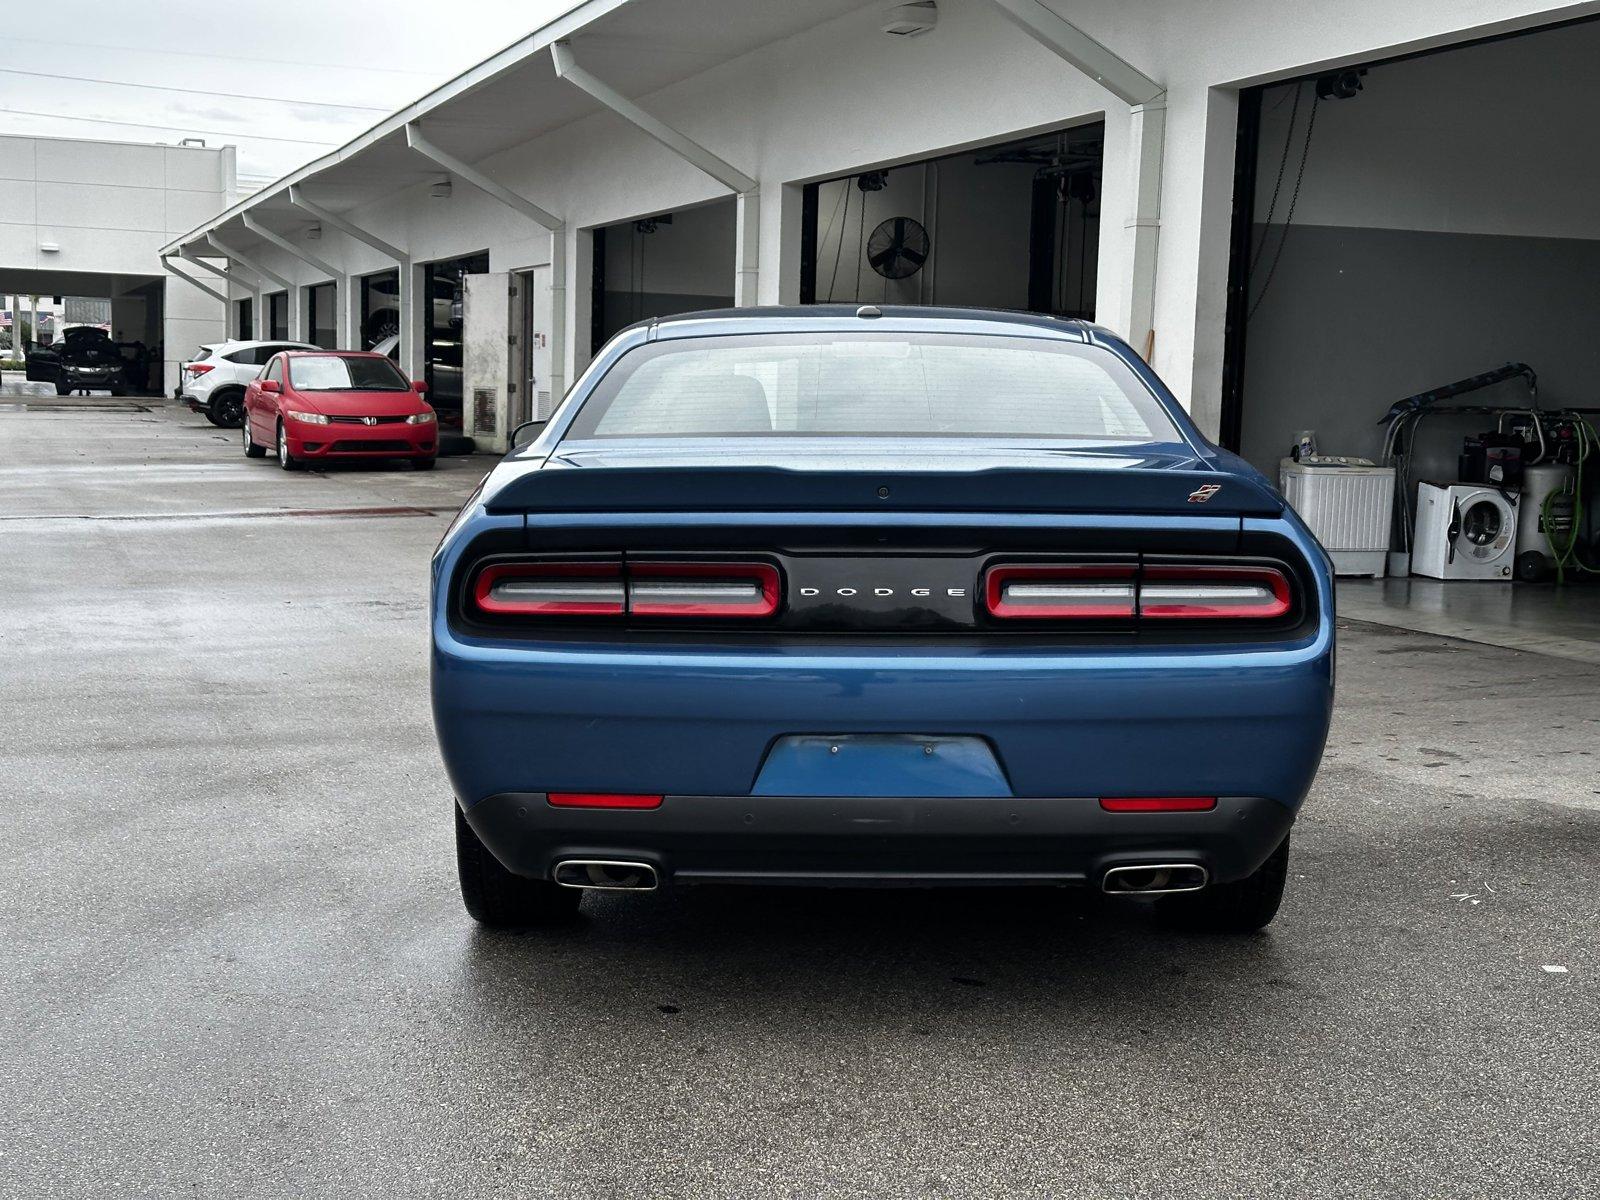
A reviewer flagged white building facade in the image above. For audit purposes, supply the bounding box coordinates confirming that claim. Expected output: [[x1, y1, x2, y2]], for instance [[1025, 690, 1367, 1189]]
[[2, 134, 234, 392], [158, 0, 1600, 457]]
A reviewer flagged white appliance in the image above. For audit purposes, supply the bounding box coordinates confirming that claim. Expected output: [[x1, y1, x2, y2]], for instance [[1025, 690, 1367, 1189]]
[[1279, 458, 1395, 577], [1411, 482, 1518, 580], [1515, 462, 1576, 575]]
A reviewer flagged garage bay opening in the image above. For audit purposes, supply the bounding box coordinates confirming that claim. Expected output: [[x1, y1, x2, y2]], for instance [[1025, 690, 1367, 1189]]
[[799, 124, 1103, 316], [590, 199, 735, 353]]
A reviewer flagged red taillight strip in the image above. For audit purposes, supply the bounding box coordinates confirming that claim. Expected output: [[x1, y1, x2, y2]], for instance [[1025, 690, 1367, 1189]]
[[548, 792, 664, 809], [471, 559, 782, 620], [474, 561, 625, 616], [1138, 565, 1291, 620], [983, 562, 1293, 622], [628, 561, 780, 618], [1100, 796, 1218, 812], [985, 564, 1137, 619]]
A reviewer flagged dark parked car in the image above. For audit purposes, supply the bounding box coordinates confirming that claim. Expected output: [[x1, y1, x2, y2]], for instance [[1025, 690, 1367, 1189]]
[[26, 327, 128, 396], [433, 305, 1336, 935]]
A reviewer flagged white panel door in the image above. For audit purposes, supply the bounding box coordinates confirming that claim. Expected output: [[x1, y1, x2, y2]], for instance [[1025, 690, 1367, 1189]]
[[462, 271, 512, 453]]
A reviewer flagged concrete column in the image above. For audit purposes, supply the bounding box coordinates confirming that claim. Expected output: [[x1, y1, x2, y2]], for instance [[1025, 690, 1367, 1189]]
[[734, 189, 760, 307], [1118, 95, 1166, 362], [548, 227, 568, 403], [341, 274, 360, 350], [400, 262, 427, 381], [566, 224, 593, 385], [766, 183, 805, 306], [1148, 84, 1240, 435]]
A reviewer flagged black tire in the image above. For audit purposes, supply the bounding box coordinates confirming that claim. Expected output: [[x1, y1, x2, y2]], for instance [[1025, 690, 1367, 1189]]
[[203, 408, 227, 427], [1157, 835, 1290, 933], [411, 456, 437, 471], [211, 389, 245, 428], [277, 421, 302, 472], [242, 418, 266, 458], [455, 804, 581, 928], [55, 381, 72, 396]]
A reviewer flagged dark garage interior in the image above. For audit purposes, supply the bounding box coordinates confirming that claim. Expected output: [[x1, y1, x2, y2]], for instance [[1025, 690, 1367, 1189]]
[[1225, 17, 1600, 585]]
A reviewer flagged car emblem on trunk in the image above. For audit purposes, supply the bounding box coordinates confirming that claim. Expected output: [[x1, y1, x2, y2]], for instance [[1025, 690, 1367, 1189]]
[[1188, 484, 1222, 503]]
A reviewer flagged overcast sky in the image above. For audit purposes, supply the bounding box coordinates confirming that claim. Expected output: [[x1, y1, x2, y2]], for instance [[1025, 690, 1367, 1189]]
[[0, 0, 576, 185]]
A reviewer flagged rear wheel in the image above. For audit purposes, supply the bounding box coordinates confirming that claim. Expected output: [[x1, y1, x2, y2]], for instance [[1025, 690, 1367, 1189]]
[[455, 805, 581, 928], [55, 381, 72, 396], [211, 389, 245, 428], [1157, 835, 1290, 933]]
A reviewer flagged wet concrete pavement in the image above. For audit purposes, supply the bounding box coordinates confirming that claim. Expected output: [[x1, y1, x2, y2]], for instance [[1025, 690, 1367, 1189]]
[[2, 396, 1595, 1198]]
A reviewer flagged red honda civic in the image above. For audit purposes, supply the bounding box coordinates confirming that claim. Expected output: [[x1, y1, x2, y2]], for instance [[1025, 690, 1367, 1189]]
[[242, 350, 438, 471]]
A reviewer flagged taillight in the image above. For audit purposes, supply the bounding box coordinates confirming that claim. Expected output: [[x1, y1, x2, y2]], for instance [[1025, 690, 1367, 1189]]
[[983, 561, 1292, 622], [187, 363, 214, 376], [470, 559, 781, 620], [1138, 565, 1291, 620], [547, 792, 663, 809], [985, 564, 1135, 619], [1100, 796, 1218, 812], [474, 561, 625, 616], [628, 561, 779, 618]]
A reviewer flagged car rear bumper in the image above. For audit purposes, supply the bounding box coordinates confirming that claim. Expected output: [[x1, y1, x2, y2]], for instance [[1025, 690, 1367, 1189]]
[[461, 792, 1296, 887], [435, 635, 1334, 814]]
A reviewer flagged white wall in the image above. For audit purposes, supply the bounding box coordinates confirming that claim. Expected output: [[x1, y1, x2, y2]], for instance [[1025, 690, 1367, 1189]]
[[209, 0, 1600, 431], [0, 134, 234, 390]]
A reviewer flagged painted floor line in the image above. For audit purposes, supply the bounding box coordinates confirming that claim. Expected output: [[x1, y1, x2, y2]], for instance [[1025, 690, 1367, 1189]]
[[0, 504, 448, 524]]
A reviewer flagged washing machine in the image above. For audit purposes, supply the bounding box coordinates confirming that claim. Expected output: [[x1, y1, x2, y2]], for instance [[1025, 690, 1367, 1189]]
[[1411, 482, 1518, 580]]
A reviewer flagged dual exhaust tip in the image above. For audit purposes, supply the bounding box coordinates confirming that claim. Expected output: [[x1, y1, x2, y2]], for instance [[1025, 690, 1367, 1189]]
[[553, 860, 1207, 894], [1101, 863, 1208, 895], [554, 859, 659, 891]]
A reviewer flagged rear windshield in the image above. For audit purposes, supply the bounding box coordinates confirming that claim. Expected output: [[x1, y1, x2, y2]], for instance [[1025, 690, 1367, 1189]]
[[289, 354, 409, 392], [565, 332, 1179, 442]]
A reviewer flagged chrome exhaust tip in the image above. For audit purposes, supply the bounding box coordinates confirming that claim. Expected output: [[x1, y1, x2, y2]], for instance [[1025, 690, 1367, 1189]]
[[1101, 863, 1209, 895], [553, 859, 660, 891]]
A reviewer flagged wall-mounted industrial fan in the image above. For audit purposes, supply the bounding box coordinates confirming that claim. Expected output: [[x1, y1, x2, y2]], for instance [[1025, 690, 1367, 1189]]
[[866, 216, 930, 279]]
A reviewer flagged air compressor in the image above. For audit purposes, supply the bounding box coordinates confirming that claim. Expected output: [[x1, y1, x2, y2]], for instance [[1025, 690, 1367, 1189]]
[[1515, 462, 1576, 581]]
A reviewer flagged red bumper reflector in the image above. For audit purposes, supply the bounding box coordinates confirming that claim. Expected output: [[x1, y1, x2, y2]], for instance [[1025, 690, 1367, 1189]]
[[547, 792, 664, 809], [1099, 796, 1218, 813]]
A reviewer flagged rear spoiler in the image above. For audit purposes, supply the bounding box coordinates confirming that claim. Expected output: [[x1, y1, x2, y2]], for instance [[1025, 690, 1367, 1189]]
[[486, 465, 1286, 517]]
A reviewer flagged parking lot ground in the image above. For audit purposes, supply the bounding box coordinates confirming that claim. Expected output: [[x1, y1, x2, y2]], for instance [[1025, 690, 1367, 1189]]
[[2, 400, 1596, 1198]]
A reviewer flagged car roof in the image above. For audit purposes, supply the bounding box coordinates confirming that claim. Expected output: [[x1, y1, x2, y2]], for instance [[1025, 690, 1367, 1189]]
[[638, 304, 1098, 344], [281, 349, 388, 358], [202, 339, 318, 351]]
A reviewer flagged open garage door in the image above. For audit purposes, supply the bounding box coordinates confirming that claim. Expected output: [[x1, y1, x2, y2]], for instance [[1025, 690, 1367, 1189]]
[[1222, 18, 1600, 581], [799, 125, 1102, 316], [590, 199, 735, 353], [3, 272, 164, 396]]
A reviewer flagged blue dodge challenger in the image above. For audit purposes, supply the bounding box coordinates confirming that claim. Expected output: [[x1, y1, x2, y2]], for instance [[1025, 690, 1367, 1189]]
[[432, 306, 1334, 932]]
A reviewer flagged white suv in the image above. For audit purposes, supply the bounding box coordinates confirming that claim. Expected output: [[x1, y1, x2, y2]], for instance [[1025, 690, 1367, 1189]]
[[180, 339, 318, 427]]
